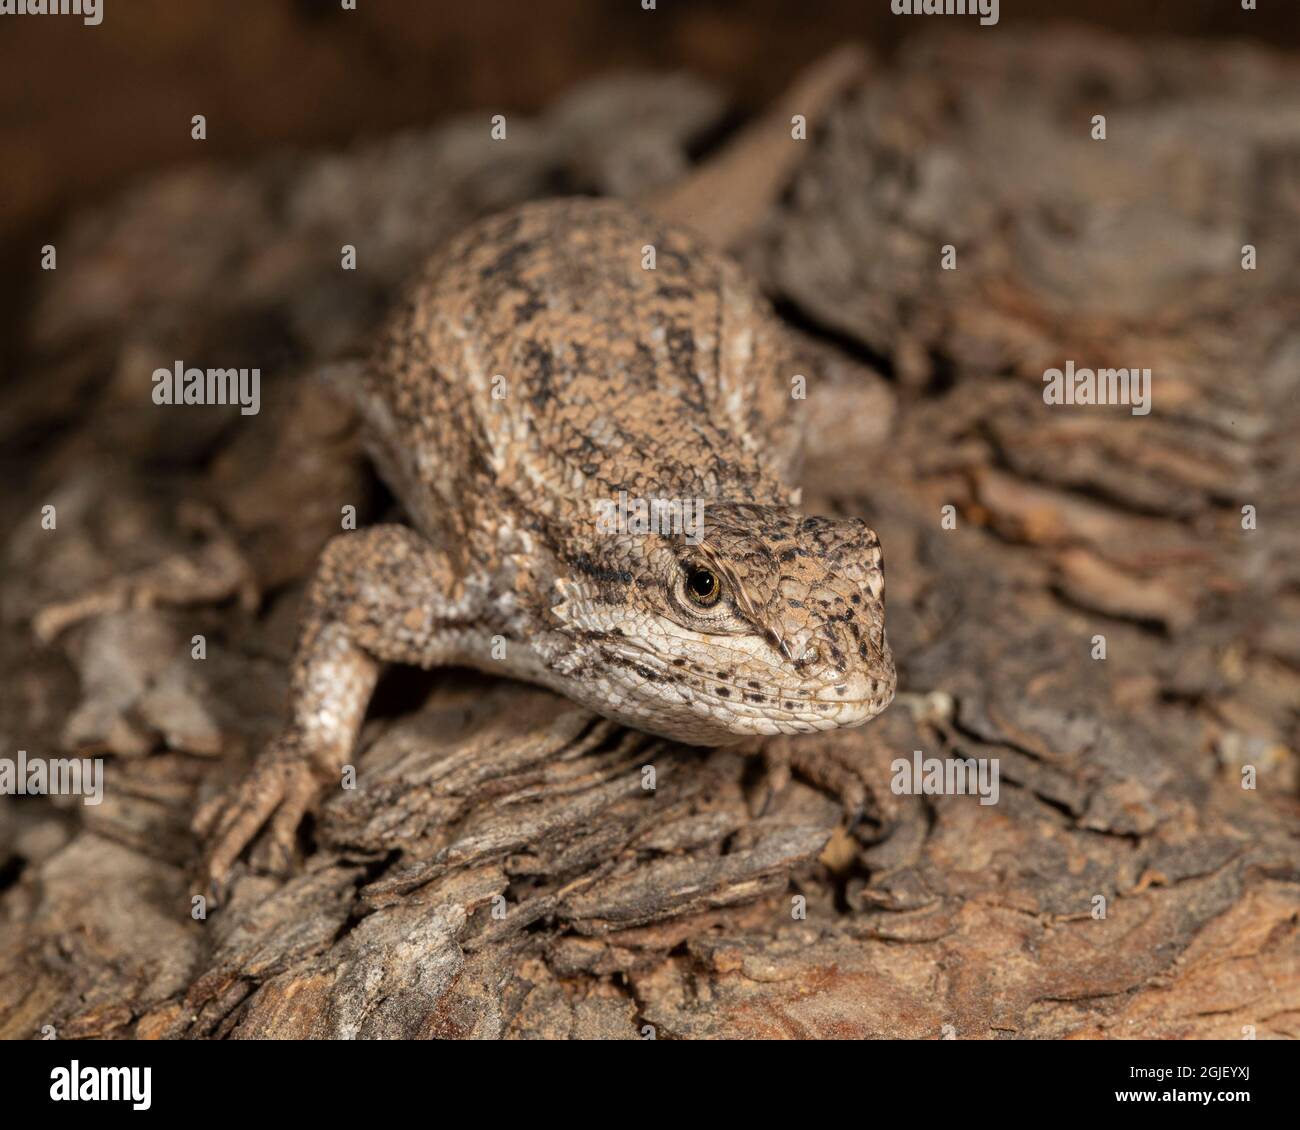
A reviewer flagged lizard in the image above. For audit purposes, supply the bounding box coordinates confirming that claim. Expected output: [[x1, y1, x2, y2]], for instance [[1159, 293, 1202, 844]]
[[196, 49, 895, 891]]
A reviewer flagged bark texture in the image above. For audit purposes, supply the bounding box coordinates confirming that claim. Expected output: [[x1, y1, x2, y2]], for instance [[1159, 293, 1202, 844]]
[[2, 30, 1298, 1040]]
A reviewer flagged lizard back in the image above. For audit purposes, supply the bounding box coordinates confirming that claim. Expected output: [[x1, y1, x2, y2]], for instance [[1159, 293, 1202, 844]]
[[354, 198, 801, 554]]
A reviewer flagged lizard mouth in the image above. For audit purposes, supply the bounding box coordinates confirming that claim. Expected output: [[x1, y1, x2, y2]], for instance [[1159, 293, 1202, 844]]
[[594, 640, 895, 740], [717, 680, 895, 737], [808, 665, 896, 707]]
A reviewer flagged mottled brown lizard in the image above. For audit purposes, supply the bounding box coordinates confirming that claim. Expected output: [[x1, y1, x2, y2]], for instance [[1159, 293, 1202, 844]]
[[196, 49, 895, 890]]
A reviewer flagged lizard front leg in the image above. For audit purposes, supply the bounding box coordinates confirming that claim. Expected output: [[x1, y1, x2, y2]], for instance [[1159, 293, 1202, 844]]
[[194, 523, 480, 894]]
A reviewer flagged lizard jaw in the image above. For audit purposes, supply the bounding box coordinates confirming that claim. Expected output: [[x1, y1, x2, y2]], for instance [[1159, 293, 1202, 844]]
[[539, 635, 896, 746]]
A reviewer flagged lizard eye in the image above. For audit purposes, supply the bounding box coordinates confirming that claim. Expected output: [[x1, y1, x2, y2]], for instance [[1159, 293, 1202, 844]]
[[684, 566, 722, 607]]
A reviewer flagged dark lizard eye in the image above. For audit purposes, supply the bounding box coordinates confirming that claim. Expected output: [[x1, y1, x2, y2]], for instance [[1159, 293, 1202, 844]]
[[685, 566, 722, 607]]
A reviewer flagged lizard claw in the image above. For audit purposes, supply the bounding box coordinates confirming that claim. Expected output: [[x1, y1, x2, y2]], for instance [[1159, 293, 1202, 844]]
[[194, 736, 326, 899]]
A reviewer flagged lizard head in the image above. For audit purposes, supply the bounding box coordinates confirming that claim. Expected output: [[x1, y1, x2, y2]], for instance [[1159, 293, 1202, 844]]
[[553, 501, 896, 746]]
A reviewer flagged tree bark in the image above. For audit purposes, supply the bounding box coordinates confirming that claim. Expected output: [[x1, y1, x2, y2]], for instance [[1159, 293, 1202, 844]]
[[1, 29, 1297, 1040]]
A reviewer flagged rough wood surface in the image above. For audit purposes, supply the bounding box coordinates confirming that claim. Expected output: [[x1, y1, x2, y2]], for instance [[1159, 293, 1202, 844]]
[[2, 30, 1298, 1040]]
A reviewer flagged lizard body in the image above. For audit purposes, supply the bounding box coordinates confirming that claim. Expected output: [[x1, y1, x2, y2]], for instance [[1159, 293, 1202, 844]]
[[200, 103, 894, 890], [352, 198, 895, 731]]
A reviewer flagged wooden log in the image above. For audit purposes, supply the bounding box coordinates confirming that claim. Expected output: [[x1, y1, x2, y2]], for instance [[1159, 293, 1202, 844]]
[[1, 29, 1297, 1040]]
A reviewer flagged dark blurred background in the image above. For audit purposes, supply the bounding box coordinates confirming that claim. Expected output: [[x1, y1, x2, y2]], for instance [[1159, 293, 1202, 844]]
[[3, 0, 1298, 368]]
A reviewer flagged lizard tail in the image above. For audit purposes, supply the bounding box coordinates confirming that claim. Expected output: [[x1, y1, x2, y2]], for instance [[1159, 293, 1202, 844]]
[[643, 43, 869, 250]]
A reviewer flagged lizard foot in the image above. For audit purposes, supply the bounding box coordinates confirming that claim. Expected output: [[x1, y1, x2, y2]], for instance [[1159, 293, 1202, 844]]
[[193, 734, 326, 899], [758, 738, 871, 826]]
